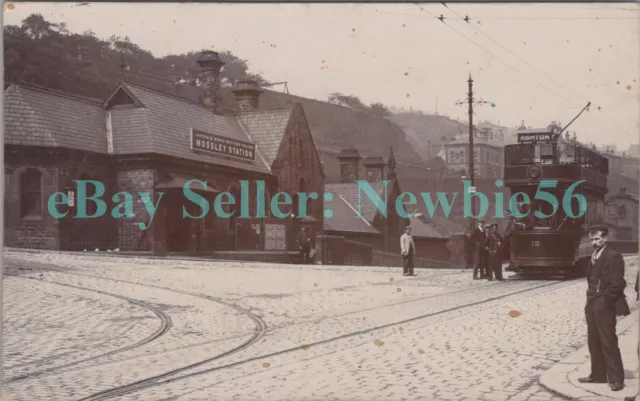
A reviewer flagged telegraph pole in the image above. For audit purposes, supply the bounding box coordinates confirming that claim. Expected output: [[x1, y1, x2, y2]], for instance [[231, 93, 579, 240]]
[[467, 74, 475, 237], [455, 75, 495, 240]]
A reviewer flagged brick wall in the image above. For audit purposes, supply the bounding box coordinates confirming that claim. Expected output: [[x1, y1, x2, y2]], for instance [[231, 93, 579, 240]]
[[273, 103, 325, 248], [414, 238, 451, 261]]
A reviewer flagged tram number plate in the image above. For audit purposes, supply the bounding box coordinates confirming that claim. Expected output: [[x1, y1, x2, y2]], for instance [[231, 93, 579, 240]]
[[531, 241, 540, 247]]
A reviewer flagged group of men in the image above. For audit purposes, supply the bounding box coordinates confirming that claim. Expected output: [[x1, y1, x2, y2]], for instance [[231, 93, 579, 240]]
[[470, 213, 516, 281], [400, 219, 639, 398]]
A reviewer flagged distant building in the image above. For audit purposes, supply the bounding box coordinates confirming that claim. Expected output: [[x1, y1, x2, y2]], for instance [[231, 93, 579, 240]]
[[602, 149, 640, 181], [442, 122, 505, 179], [322, 147, 451, 263], [323, 147, 405, 253], [605, 187, 639, 241]]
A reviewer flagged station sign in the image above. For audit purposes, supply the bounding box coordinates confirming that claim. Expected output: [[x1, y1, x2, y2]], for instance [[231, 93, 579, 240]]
[[191, 129, 256, 161], [517, 132, 554, 144]]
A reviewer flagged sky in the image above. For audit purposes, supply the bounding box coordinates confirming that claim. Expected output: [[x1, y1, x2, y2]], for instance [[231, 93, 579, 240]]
[[3, 2, 640, 149]]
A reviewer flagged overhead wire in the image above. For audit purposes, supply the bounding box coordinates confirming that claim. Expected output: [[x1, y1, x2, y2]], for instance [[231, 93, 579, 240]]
[[412, 4, 584, 109], [438, 2, 637, 140], [413, 3, 636, 140]]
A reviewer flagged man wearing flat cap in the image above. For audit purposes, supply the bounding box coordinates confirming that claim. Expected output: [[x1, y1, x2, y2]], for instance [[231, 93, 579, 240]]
[[579, 224, 629, 392]]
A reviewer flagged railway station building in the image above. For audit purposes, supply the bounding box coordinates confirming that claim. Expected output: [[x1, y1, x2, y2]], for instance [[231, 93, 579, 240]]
[[3, 50, 325, 257]]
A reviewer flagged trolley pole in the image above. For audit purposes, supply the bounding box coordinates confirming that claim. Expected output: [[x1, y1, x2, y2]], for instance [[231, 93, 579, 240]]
[[467, 74, 475, 236]]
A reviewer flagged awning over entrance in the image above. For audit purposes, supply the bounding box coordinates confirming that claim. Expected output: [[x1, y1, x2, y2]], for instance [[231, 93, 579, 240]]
[[155, 175, 222, 193]]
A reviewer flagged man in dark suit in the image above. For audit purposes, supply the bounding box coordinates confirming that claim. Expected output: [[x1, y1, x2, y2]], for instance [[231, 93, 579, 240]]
[[579, 224, 630, 392], [470, 220, 486, 280]]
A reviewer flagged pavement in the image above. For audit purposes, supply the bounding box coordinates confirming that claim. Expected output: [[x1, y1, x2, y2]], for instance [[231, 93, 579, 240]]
[[2, 249, 639, 401], [540, 308, 639, 401]]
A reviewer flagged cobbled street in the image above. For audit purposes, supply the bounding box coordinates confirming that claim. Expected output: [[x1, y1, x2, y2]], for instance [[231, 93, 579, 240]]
[[3, 250, 638, 401]]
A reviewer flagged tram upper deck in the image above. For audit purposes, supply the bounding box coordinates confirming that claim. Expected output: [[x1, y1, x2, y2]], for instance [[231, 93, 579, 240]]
[[503, 131, 609, 192]]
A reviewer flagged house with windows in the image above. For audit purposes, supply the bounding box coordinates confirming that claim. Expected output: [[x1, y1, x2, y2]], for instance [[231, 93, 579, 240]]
[[442, 123, 505, 179]]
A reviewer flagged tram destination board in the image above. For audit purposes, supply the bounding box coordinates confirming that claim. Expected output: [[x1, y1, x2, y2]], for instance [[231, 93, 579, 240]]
[[191, 129, 256, 161], [517, 132, 554, 144]]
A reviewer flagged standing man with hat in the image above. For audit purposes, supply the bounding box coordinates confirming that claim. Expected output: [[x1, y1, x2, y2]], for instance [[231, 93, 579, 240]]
[[400, 226, 416, 276], [579, 224, 629, 392]]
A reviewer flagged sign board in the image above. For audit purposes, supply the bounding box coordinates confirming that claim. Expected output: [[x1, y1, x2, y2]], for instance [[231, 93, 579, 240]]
[[517, 133, 553, 144], [191, 129, 256, 161], [265, 223, 287, 250]]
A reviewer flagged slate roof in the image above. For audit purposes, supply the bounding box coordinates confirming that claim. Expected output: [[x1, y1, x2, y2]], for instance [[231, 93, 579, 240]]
[[218, 88, 424, 164], [110, 82, 272, 174], [324, 193, 380, 235], [408, 215, 449, 240], [235, 109, 292, 166], [4, 84, 108, 154], [4, 82, 300, 176], [325, 182, 389, 223]]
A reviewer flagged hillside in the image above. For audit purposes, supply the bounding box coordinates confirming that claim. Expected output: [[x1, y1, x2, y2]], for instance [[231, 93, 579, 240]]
[[390, 113, 522, 162]]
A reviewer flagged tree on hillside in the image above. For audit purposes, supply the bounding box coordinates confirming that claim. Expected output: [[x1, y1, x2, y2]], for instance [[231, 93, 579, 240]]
[[328, 92, 367, 111], [162, 50, 268, 88], [4, 13, 268, 98], [367, 102, 391, 118]]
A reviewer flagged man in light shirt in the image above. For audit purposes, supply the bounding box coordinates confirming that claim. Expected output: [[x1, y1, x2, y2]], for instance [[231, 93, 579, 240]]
[[400, 226, 416, 276]]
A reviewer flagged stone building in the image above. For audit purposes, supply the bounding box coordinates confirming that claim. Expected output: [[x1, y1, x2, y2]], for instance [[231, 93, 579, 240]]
[[442, 124, 505, 179], [323, 147, 404, 253], [4, 50, 325, 257], [604, 187, 639, 241], [323, 147, 451, 264]]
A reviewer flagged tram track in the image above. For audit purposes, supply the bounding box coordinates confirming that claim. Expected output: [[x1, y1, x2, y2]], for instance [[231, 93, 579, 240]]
[[2, 273, 172, 384], [67, 273, 577, 401], [3, 256, 585, 401]]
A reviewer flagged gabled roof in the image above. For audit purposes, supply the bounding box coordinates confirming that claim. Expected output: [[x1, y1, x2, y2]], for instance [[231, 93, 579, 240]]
[[324, 193, 380, 235], [326, 182, 389, 223], [108, 82, 272, 174], [219, 87, 424, 165], [4, 84, 108, 154], [235, 108, 292, 166]]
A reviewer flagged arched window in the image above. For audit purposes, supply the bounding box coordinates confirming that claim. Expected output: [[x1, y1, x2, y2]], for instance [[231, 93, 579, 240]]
[[618, 204, 627, 219], [21, 168, 43, 218], [299, 139, 304, 168]]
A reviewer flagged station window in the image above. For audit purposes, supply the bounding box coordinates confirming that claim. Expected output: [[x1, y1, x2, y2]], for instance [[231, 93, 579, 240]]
[[20, 168, 42, 218]]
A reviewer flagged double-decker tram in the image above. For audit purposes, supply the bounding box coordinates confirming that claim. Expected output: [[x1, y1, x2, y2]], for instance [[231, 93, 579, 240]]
[[503, 129, 609, 278]]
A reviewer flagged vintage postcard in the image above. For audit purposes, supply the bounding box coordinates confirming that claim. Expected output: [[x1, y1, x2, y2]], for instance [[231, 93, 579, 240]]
[[2, 2, 639, 401]]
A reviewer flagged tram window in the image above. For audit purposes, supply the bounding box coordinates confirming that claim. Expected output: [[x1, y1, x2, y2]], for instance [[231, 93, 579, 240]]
[[537, 144, 555, 164]]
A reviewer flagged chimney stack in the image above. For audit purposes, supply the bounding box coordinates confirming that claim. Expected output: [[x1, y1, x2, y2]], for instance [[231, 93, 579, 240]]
[[196, 50, 226, 113], [231, 78, 263, 111], [363, 156, 386, 182], [337, 148, 362, 183]]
